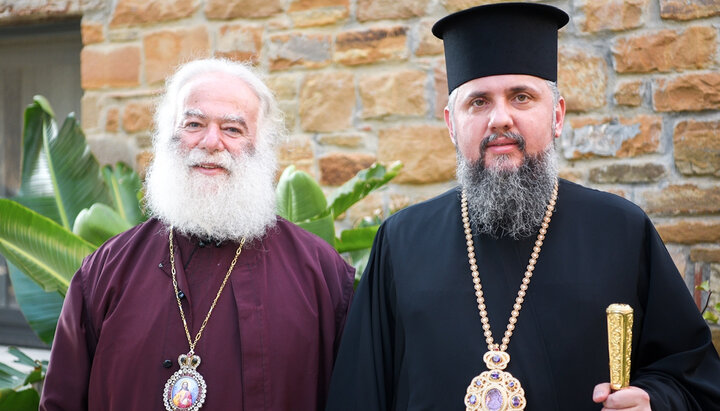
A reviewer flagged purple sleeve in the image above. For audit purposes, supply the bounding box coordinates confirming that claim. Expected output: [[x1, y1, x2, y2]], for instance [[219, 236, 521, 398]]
[[333, 257, 355, 355], [39, 269, 93, 411]]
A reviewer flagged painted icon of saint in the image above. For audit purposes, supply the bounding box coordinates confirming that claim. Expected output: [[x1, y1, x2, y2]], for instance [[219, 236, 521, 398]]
[[173, 381, 193, 408]]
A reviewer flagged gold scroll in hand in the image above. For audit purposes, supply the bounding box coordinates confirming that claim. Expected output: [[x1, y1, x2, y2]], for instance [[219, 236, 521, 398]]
[[606, 303, 633, 390]]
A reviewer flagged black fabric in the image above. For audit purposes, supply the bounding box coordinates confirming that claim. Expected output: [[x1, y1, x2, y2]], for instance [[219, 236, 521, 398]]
[[432, 2, 569, 93], [326, 179, 720, 411]]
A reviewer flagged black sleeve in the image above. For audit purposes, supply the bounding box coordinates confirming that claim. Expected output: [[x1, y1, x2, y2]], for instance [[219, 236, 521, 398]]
[[325, 223, 398, 411], [632, 221, 720, 411]]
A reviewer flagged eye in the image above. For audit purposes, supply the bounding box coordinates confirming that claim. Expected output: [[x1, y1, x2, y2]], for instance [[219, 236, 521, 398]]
[[514, 94, 530, 103], [470, 98, 487, 107], [182, 121, 203, 129], [223, 125, 246, 138]]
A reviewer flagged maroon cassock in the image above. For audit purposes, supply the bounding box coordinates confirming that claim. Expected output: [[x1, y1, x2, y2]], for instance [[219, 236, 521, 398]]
[[40, 217, 355, 410]]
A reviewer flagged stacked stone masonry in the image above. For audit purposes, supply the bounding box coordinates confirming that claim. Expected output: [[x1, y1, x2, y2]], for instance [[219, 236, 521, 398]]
[[3, 0, 720, 318]]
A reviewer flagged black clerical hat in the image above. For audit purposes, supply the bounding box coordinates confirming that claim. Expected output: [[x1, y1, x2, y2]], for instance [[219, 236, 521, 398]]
[[432, 2, 569, 93]]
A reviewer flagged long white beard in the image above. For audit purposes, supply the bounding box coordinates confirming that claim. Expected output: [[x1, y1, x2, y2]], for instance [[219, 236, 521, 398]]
[[144, 137, 277, 242], [456, 141, 558, 239]]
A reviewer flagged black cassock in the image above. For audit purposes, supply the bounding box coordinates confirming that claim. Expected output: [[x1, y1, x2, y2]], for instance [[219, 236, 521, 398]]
[[326, 179, 720, 411]]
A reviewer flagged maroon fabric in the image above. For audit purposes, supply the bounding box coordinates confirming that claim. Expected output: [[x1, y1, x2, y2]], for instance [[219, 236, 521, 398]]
[[40, 217, 354, 411]]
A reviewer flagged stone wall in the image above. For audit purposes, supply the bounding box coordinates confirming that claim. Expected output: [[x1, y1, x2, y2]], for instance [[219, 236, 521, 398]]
[[2, 0, 720, 308]]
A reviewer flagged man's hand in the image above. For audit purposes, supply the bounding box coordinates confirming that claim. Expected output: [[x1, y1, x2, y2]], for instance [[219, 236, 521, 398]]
[[593, 383, 651, 410]]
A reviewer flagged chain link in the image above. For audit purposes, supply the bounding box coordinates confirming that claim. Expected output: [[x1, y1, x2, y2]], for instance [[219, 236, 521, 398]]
[[169, 228, 245, 355]]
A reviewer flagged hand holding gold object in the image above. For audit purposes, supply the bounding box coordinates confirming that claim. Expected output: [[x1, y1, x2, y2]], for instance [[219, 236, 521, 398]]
[[606, 304, 633, 390]]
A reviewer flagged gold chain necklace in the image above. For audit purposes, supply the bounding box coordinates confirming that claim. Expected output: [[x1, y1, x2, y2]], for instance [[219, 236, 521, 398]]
[[163, 228, 245, 411], [462, 181, 558, 411]]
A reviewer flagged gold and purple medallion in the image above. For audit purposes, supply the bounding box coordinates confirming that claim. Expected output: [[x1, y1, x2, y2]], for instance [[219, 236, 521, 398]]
[[464, 351, 525, 411], [163, 354, 207, 411]]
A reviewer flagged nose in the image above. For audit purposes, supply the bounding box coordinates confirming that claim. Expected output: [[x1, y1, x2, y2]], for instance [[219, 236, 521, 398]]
[[198, 123, 224, 153], [488, 101, 513, 133]]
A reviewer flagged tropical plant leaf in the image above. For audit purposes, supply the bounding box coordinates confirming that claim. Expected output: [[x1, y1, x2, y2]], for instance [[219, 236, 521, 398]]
[[327, 161, 402, 218], [8, 263, 63, 345], [102, 163, 145, 225], [0, 364, 24, 386], [348, 248, 371, 287], [0, 387, 40, 411], [7, 348, 41, 370], [17, 98, 58, 223], [335, 226, 379, 253], [276, 166, 327, 222], [44, 114, 112, 229], [16, 97, 112, 229], [0, 199, 95, 296], [74, 203, 133, 247], [296, 215, 336, 246]]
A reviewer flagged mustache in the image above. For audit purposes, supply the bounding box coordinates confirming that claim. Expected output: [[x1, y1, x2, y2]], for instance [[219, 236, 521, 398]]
[[479, 131, 527, 152], [477, 132, 527, 167], [185, 148, 234, 170]]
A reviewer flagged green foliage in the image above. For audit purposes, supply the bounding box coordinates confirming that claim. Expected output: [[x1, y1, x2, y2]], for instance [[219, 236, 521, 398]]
[[0, 96, 146, 409], [0, 199, 95, 295], [276, 162, 402, 281], [0, 347, 46, 411], [698, 280, 720, 324]]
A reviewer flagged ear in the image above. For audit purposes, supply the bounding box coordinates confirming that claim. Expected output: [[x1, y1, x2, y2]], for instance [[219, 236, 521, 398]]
[[553, 96, 566, 138], [444, 106, 457, 146]]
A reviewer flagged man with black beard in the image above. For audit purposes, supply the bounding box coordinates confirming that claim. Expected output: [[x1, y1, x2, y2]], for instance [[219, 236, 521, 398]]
[[41, 58, 355, 411], [326, 3, 720, 411]]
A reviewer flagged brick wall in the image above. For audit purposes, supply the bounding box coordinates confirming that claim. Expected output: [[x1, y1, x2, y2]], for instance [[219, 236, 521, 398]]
[[2, 0, 720, 304]]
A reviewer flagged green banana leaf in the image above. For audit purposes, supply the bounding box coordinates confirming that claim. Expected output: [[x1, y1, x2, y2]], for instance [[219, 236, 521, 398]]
[[73, 203, 133, 247], [327, 161, 402, 218], [102, 163, 145, 226], [296, 215, 336, 246], [348, 248, 371, 286], [17, 97, 60, 223], [276, 166, 327, 222], [42, 113, 112, 229], [16, 96, 112, 230], [0, 199, 95, 296], [8, 263, 63, 345], [0, 362, 24, 390], [335, 226, 379, 253], [4, 97, 118, 342], [0, 387, 40, 411]]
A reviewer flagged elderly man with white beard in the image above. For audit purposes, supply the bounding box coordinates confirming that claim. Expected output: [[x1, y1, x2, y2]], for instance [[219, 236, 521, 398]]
[[326, 3, 720, 411], [40, 58, 355, 411]]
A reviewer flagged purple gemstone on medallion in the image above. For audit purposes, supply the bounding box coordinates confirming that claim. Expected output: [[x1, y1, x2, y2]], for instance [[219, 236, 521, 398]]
[[469, 394, 477, 405], [512, 396, 521, 407], [475, 379, 482, 387], [508, 381, 515, 388], [492, 354, 501, 363], [485, 388, 504, 411], [490, 371, 500, 380]]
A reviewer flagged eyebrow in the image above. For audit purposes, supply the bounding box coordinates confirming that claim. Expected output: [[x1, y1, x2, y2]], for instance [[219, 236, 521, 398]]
[[463, 85, 540, 102], [181, 110, 249, 130], [182, 109, 207, 119], [221, 114, 248, 130]]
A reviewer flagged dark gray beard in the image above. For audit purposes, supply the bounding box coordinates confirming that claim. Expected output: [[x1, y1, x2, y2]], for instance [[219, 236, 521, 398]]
[[456, 138, 558, 239]]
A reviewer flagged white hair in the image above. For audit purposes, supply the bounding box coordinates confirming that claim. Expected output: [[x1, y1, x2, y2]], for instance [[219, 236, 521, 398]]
[[153, 58, 285, 150]]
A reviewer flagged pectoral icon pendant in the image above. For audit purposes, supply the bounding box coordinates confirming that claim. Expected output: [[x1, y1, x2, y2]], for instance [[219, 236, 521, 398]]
[[164, 354, 207, 411], [464, 351, 526, 411]]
